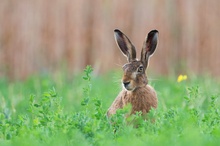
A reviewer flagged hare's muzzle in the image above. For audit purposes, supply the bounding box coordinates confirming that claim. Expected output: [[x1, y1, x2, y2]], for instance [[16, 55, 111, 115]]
[[123, 81, 134, 91], [123, 81, 130, 88]]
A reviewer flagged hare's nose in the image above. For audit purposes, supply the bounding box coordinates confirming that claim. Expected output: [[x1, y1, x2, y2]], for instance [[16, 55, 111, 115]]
[[123, 81, 130, 87]]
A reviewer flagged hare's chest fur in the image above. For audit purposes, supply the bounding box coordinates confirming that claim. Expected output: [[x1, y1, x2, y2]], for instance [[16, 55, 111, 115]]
[[121, 85, 157, 114]]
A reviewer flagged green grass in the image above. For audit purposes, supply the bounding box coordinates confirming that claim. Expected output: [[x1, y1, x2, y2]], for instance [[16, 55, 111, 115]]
[[0, 66, 220, 146]]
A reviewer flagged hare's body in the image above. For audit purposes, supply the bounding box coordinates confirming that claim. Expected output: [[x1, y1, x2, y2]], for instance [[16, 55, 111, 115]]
[[107, 85, 157, 116], [107, 29, 159, 117]]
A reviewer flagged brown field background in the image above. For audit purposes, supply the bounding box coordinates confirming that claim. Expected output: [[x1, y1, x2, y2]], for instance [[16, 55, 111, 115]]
[[0, 0, 220, 79]]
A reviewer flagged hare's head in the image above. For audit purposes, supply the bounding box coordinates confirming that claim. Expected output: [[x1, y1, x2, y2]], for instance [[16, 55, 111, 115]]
[[114, 29, 158, 91]]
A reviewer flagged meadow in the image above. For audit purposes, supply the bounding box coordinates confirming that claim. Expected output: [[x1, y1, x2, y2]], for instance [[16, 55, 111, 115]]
[[0, 66, 220, 146]]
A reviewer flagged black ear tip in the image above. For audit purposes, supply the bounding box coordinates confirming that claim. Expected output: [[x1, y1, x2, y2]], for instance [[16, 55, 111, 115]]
[[114, 29, 122, 35], [114, 29, 122, 34], [114, 29, 120, 32], [150, 30, 159, 34]]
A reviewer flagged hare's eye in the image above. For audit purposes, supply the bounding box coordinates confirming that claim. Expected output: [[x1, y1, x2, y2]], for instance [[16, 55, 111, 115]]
[[137, 66, 144, 73]]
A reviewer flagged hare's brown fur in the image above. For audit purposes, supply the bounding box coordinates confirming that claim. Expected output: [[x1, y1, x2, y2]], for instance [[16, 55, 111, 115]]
[[107, 29, 159, 117], [107, 85, 157, 116]]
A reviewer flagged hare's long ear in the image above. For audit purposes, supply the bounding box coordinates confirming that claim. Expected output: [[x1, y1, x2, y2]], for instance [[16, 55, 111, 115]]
[[114, 29, 136, 62], [141, 30, 158, 69]]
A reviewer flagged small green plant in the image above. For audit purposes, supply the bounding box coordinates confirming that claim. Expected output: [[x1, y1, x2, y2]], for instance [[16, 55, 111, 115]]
[[72, 65, 111, 145], [81, 65, 93, 106], [184, 85, 200, 110]]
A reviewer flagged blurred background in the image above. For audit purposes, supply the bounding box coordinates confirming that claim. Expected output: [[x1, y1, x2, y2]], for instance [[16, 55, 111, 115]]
[[0, 0, 220, 80]]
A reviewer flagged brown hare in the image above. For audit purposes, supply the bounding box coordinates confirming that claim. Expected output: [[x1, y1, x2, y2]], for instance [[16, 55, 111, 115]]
[[107, 29, 159, 117]]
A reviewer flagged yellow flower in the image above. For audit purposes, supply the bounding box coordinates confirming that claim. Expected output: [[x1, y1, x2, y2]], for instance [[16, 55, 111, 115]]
[[177, 74, 187, 82], [33, 118, 40, 125]]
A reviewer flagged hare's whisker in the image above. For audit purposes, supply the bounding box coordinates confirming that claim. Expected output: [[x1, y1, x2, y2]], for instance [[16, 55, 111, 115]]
[[115, 63, 122, 67], [148, 78, 159, 81]]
